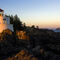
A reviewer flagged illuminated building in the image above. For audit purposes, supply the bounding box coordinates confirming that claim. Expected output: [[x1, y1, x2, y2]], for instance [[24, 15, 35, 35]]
[[0, 9, 13, 33]]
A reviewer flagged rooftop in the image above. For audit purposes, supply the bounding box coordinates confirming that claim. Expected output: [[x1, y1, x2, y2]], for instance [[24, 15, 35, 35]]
[[0, 9, 4, 12]]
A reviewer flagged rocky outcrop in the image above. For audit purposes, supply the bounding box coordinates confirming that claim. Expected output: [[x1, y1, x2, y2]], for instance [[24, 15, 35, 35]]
[[5, 50, 38, 60], [0, 28, 60, 60]]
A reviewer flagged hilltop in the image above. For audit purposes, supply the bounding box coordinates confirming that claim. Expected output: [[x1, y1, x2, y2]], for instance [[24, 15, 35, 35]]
[[0, 13, 60, 60], [0, 27, 60, 60]]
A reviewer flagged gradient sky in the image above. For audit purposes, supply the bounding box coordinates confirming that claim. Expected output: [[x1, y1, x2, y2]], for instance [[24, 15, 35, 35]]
[[0, 0, 60, 28]]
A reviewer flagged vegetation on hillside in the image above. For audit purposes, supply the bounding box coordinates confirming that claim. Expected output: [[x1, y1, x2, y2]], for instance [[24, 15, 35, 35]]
[[0, 15, 60, 60]]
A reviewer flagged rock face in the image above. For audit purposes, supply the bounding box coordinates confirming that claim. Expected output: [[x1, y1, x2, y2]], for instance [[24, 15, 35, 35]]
[[16, 31, 30, 40]]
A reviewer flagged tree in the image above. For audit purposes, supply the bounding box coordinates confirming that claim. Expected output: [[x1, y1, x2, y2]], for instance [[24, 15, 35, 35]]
[[13, 15, 23, 32], [36, 26, 39, 29], [31, 25, 35, 29], [23, 23, 26, 30], [10, 15, 14, 24]]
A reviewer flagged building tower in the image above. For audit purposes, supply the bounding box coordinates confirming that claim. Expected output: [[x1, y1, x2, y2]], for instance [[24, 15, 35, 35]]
[[0, 9, 13, 33], [0, 9, 4, 24], [0, 9, 4, 16]]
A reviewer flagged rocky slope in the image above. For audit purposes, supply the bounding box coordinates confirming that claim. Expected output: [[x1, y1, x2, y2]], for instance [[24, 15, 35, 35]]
[[0, 28, 60, 60]]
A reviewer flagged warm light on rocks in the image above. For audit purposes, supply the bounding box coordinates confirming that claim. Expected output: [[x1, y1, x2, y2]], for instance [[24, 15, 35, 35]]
[[16, 31, 30, 40]]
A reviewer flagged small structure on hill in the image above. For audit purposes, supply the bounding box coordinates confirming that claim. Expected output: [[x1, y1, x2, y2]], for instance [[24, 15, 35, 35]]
[[0, 9, 30, 40], [0, 9, 13, 33]]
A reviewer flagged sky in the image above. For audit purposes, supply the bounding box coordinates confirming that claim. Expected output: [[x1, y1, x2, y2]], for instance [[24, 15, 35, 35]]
[[0, 0, 60, 28]]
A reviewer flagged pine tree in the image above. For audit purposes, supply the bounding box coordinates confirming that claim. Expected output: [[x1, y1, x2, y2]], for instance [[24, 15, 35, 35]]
[[13, 15, 23, 32]]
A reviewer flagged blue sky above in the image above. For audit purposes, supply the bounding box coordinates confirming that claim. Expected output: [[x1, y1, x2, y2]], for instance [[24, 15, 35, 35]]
[[0, 0, 60, 28]]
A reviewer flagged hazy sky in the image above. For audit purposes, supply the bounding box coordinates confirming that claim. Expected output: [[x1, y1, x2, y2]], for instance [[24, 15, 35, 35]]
[[0, 0, 60, 28]]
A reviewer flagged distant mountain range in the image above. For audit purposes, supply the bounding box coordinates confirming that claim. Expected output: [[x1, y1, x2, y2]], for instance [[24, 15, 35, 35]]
[[56, 28, 60, 30], [54, 28, 60, 32]]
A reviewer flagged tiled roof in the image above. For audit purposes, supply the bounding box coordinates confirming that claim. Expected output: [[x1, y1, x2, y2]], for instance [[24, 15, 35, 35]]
[[0, 9, 4, 12]]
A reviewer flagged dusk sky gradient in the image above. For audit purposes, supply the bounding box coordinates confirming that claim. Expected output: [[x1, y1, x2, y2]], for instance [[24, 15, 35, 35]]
[[0, 0, 60, 28]]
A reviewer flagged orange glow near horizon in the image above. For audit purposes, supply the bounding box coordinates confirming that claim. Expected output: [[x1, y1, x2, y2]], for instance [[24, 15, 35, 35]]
[[20, 8, 60, 29], [23, 19, 60, 29]]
